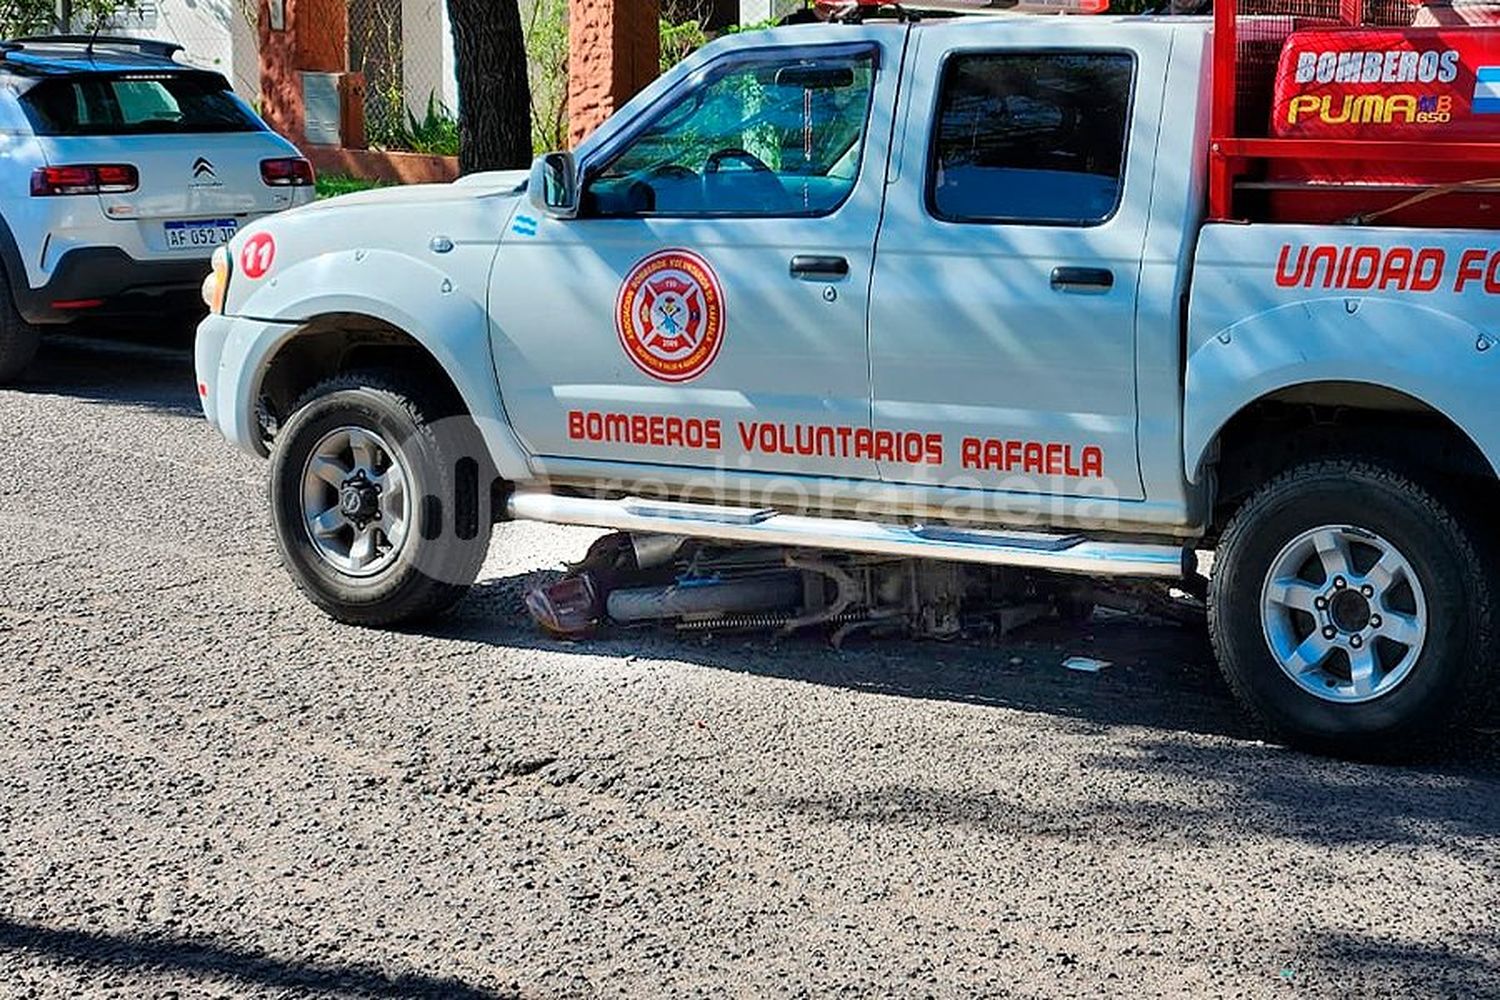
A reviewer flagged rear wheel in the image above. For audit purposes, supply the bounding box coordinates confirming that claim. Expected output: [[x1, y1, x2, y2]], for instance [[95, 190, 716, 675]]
[[1209, 459, 1495, 756], [269, 369, 493, 626], [0, 275, 39, 383]]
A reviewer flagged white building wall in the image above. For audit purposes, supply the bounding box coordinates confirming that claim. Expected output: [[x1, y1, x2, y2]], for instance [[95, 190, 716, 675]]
[[98, 0, 259, 100], [401, 0, 459, 115], [100, 0, 459, 116]]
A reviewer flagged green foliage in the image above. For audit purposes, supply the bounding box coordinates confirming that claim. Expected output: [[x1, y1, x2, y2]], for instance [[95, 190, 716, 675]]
[[315, 173, 385, 199], [401, 92, 461, 155], [363, 82, 406, 150], [520, 0, 762, 155], [520, 0, 715, 155], [724, 16, 780, 32], [0, 0, 140, 38], [525, 0, 570, 154], [0, 0, 57, 35], [659, 17, 708, 73], [372, 92, 460, 156]]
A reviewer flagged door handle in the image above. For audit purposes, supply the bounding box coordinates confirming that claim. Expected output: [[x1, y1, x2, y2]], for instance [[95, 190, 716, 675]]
[[790, 255, 849, 280], [1050, 266, 1114, 291]]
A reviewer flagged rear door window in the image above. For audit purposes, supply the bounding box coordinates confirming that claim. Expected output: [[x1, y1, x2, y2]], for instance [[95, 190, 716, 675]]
[[19, 72, 262, 135], [928, 52, 1134, 226]]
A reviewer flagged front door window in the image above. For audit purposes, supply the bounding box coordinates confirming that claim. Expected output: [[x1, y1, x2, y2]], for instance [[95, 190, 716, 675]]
[[584, 51, 876, 218]]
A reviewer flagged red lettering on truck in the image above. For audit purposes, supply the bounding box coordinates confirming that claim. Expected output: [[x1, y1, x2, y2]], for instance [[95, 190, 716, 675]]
[[568, 410, 722, 450], [959, 437, 1105, 478], [1455, 249, 1500, 294], [1276, 243, 1499, 294], [736, 422, 943, 465]]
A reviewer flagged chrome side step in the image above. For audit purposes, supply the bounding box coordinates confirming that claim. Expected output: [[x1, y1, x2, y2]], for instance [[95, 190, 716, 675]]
[[506, 491, 1187, 579]]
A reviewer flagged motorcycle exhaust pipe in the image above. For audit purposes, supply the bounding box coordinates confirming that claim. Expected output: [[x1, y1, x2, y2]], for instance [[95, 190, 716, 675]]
[[606, 571, 802, 624]]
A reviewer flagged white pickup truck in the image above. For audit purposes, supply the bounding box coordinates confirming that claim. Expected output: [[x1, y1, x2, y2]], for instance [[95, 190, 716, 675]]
[[195, 13, 1500, 755]]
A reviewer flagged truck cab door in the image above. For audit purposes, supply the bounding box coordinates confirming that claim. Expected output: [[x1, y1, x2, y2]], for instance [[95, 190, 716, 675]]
[[869, 25, 1169, 504], [489, 33, 902, 482]]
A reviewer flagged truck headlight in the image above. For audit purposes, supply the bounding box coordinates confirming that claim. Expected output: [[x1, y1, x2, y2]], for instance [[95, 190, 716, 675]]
[[202, 245, 231, 314]]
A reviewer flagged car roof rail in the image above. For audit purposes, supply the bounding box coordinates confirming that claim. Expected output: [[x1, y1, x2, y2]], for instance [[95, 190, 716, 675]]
[[1, 34, 184, 60]]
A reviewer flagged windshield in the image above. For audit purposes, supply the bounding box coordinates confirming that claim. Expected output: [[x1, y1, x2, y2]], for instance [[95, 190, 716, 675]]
[[19, 71, 263, 135]]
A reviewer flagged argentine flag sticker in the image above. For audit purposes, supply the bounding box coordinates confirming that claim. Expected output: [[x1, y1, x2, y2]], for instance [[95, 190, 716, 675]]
[[1476, 67, 1500, 115]]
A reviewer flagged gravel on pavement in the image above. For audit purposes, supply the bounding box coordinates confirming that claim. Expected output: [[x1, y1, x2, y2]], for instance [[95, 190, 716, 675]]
[[3, 332, 1500, 999]]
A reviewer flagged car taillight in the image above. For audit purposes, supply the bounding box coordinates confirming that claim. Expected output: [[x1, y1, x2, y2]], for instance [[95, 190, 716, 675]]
[[260, 157, 314, 187], [31, 164, 139, 196]]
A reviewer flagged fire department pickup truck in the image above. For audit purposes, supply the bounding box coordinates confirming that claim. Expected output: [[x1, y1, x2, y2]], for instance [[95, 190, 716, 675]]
[[195, 5, 1500, 755]]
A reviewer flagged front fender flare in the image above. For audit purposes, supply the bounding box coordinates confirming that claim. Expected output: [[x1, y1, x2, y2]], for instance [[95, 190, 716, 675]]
[[1184, 296, 1500, 483], [225, 249, 532, 482]]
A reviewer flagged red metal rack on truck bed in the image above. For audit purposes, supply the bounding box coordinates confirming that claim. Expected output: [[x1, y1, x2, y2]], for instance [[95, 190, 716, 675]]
[[1210, 0, 1500, 226], [813, 0, 1500, 226]]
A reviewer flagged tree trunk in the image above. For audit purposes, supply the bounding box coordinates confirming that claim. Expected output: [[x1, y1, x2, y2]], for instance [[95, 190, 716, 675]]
[[446, 0, 533, 174]]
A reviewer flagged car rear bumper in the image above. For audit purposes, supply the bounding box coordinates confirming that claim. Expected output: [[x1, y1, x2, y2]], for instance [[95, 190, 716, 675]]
[[19, 247, 210, 324]]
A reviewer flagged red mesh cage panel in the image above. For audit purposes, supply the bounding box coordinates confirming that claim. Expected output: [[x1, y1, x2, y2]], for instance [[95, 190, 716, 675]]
[[1364, 0, 1420, 24], [1210, 0, 1500, 225], [1272, 27, 1500, 145], [1413, 2, 1500, 25], [1234, 15, 1341, 136], [1263, 25, 1500, 223]]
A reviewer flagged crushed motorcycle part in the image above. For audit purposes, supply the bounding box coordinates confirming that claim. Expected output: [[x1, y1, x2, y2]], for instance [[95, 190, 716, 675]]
[[524, 572, 602, 637], [526, 532, 1198, 644], [607, 571, 802, 623]]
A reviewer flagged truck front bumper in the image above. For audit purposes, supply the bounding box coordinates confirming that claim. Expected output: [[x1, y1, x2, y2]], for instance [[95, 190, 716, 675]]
[[195, 311, 300, 457]]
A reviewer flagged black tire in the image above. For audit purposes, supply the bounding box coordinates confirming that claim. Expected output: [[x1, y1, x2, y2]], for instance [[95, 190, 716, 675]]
[[0, 275, 39, 383], [269, 369, 494, 626], [1209, 459, 1495, 757]]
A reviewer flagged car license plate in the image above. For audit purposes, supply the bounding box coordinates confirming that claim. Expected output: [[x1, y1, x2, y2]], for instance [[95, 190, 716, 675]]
[[164, 219, 237, 250]]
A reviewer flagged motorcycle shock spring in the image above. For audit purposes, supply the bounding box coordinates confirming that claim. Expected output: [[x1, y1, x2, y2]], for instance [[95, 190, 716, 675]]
[[675, 609, 871, 633]]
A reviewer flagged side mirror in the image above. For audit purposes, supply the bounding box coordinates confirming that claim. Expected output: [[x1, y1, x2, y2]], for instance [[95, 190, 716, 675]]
[[529, 151, 579, 219]]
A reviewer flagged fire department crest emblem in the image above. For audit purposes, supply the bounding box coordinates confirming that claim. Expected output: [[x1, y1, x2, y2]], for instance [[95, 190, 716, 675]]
[[615, 249, 726, 382]]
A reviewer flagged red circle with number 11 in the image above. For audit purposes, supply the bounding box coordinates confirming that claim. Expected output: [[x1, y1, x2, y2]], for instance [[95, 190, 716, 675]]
[[240, 232, 276, 279]]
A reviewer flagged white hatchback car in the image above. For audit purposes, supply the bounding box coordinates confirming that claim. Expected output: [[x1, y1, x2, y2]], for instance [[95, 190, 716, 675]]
[[0, 34, 314, 380]]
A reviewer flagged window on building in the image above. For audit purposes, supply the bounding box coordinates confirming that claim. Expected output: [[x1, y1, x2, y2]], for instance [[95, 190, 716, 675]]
[[585, 47, 876, 218], [928, 52, 1134, 226]]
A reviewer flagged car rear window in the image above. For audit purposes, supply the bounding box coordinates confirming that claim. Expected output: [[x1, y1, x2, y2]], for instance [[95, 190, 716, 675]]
[[19, 72, 262, 135]]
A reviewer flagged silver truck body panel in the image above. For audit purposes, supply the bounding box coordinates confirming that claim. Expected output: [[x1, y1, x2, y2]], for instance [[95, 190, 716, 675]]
[[201, 172, 534, 480], [870, 20, 1180, 505], [196, 17, 1500, 554], [508, 489, 1190, 577], [489, 27, 905, 482], [1186, 223, 1500, 482]]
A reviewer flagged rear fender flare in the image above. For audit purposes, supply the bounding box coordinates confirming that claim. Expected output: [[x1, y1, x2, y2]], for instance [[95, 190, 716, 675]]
[[1184, 297, 1500, 483]]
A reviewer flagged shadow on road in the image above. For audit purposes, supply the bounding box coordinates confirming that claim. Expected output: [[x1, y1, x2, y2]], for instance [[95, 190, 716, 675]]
[[440, 568, 1244, 738], [775, 725, 1500, 850], [0, 918, 514, 999], [437, 568, 1500, 780], [10, 327, 200, 417], [1299, 931, 1500, 996]]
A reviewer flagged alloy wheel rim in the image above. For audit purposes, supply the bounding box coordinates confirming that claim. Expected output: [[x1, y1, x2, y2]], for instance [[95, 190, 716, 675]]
[[1260, 524, 1428, 704], [300, 425, 411, 577]]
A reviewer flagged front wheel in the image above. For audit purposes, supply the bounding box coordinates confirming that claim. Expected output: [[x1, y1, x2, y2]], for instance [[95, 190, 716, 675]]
[[1209, 459, 1495, 756], [269, 370, 493, 626]]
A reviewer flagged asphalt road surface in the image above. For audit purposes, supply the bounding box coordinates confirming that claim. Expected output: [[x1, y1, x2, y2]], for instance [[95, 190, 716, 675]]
[[3, 332, 1500, 999]]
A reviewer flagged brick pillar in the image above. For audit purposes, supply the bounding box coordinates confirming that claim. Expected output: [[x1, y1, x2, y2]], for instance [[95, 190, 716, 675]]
[[259, 0, 349, 147], [567, 0, 661, 146]]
